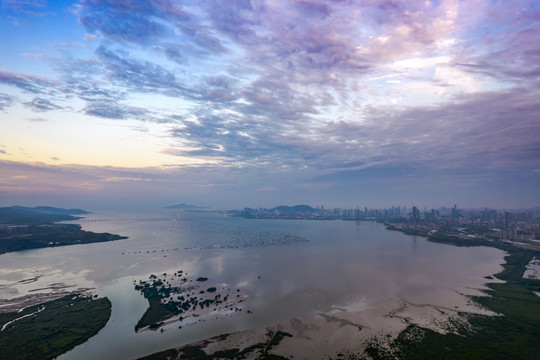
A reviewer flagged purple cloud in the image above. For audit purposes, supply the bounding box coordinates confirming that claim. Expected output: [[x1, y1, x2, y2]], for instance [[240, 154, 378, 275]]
[[0, 0, 539, 208], [77, 0, 226, 53], [0, 93, 15, 111], [94, 46, 191, 96], [2, 0, 49, 16], [0, 70, 57, 94], [23, 97, 63, 112], [449, 1, 540, 82], [82, 100, 150, 120]]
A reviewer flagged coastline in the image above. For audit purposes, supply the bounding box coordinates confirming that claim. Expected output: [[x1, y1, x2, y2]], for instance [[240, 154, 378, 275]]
[[3, 213, 537, 360], [134, 224, 528, 360], [0, 223, 127, 256], [0, 206, 128, 256], [374, 224, 540, 359], [394, 249, 540, 359]]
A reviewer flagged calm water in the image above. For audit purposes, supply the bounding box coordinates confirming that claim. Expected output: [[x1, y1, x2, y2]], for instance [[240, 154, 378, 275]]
[[0, 211, 505, 359]]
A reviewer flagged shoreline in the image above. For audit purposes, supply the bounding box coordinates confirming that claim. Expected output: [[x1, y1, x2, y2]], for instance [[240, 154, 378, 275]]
[[0, 288, 94, 313], [0, 223, 127, 256], [135, 223, 540, 360], [392, 248, 540, 359], [384, 221, 540, 253], [4, 212, 537, 359]]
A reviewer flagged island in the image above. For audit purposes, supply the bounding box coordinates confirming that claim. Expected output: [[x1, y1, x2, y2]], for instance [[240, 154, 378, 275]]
[[0, 206, 127, 255], [0, 293, 112, 360], [134, 271, 249, 332]]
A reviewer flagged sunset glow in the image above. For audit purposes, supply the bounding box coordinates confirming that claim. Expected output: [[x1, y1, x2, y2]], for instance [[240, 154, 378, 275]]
[[1, 0, 539, 209]]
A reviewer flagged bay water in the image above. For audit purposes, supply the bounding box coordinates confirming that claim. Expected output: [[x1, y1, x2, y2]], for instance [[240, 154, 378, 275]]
[[0, 211, 505, 359]]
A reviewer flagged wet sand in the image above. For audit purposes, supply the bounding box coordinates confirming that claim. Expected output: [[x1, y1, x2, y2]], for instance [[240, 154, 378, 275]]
[[159, 280, 502, 359], [523, 257, 540, 280], [0, 287, 94, 313]]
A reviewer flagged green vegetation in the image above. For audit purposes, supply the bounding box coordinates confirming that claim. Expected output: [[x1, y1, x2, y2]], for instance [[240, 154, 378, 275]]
[[135, 272, 246, 332], [389, 243, 540, 360], [0, 223, 127, 255], [0, 294, 111, 360], [0, 205, 127, 255], [428, 233, 503, 248], [135, 297, 174, 332], [265, 330, 293, 351]]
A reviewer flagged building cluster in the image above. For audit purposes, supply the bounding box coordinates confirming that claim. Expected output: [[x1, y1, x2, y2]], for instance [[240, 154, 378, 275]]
[[229, 204, 540, 242]]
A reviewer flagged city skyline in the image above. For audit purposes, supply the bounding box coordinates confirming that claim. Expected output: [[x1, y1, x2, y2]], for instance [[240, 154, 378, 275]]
[[1, 0, 539, 210]]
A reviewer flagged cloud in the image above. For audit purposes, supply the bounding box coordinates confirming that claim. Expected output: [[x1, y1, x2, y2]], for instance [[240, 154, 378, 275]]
[[2, 155, 537, 210], [82, 100, 150, 120], [166, 85, 540, 177], [94, 46, 190, 96], [0, 158, 219, 198], [27, 117, 48, 122], [161, 44, 186, 64], [20, 53, 49, 60], [23, 97, 63, 112], [204, 0, 461, 73], [2, 0, 50, 16], [320, 88, 540, 172], [0, 93, 15, 110], [0, 0, 538, 208], [450, 1, 540, 82], [76, 0, 226, 53], [0, 70, 57, 94], [84, 33, 96, 42]]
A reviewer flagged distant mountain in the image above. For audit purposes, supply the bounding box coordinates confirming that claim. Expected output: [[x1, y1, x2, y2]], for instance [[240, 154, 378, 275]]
[[0, 206, 89, 225], [272, 205, 318, 213], [165, 203, 208, 209], [32, 206, 89, 215]]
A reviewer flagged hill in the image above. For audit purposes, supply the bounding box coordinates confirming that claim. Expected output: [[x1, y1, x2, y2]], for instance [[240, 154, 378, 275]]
[[271, 205, 318, 214], [0, 206, 127, 255], [165, 203, 207, 209], [0, 206, 89, 225]]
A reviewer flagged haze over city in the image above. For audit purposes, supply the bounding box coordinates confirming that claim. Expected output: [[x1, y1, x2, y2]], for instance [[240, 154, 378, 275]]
[[1, 0, 539, 210]]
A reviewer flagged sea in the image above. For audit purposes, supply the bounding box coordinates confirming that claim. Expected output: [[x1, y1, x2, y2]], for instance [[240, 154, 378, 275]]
[[0, 210, 506, 359]]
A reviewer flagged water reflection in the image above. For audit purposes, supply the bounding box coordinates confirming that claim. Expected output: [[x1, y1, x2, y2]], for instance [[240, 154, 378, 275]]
[[0, 212, 505, 359]]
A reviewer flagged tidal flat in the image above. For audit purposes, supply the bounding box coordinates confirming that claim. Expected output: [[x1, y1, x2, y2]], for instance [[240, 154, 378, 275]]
[[134, 241, 540, 360], [393, 247, 540, 360], [0, 211, 525, 359]]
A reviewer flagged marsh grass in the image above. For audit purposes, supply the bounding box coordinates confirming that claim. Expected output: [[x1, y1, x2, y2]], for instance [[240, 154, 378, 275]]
[[392, 247, 540, 360], [0, 294, 111, 360]]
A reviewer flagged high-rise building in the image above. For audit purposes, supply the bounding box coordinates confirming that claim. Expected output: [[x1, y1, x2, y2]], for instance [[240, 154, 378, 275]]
[[412, 206, 420, 223]]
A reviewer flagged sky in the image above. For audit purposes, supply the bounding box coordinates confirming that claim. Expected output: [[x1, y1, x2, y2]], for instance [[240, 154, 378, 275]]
[[0, 0, 539, 211]]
